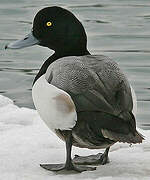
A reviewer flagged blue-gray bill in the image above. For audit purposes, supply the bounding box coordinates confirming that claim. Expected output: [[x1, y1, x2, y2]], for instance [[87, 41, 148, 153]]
[[5, 32, 39, 49]]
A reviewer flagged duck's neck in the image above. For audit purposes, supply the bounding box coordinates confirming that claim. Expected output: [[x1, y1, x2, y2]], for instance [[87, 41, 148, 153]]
[[33, 49, 90, 85]]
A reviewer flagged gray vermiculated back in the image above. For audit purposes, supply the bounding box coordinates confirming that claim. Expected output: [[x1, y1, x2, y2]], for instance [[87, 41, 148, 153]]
[[45, 55, 133, 114]]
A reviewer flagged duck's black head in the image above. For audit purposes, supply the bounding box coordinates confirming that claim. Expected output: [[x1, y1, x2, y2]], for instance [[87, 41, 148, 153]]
[[6, 6, 89, 56], [33, 7, 88, 55]]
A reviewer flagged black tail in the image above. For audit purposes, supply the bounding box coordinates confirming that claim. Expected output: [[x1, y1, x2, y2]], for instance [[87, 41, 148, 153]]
[[101, 129, 144, 144], [77, 111, 145, 144]]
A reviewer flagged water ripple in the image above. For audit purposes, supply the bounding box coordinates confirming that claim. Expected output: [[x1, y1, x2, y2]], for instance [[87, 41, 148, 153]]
[[68, 4, 107, 8], [102, 50, 150, 53], [84, 19, 109, 24]]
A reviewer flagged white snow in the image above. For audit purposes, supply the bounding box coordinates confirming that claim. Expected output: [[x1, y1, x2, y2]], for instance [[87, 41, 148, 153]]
[[0, 95, 150, 180]]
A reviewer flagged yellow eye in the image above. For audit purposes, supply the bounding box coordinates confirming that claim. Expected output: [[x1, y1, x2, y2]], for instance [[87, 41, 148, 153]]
[[46, 21, 52, 27]]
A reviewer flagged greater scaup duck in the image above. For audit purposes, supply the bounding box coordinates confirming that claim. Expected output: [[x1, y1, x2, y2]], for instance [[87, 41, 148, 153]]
[[6, 6, 144, 173]]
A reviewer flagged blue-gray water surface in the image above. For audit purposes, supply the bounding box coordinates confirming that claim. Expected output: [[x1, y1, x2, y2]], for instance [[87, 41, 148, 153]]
[[0, 0, 150, 130]]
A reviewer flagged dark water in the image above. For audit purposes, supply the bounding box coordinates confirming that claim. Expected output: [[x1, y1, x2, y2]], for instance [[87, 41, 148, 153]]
[[0, 0, 150, 129]]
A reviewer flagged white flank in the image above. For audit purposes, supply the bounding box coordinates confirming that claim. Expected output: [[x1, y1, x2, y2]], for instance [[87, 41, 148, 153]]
[[32, 74, 77, 131]]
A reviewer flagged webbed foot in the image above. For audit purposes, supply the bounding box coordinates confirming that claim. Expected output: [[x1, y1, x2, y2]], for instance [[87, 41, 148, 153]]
[[73, 153, 103, 165], [40, 163, 96, 173], [73, 148, 110, 165]]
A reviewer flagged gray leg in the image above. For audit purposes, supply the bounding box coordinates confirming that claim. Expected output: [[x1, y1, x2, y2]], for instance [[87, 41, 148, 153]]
[[73, 147, 110, 165], [40, 131, 97, 173], [99, 147, 110, 165]]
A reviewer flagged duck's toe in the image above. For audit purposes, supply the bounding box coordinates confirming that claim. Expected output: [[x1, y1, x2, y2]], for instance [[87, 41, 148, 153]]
[[40, 163, 65, 171]]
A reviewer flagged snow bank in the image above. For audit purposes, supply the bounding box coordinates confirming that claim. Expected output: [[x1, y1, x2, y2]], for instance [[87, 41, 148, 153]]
[[0, 95, 150, 180]]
